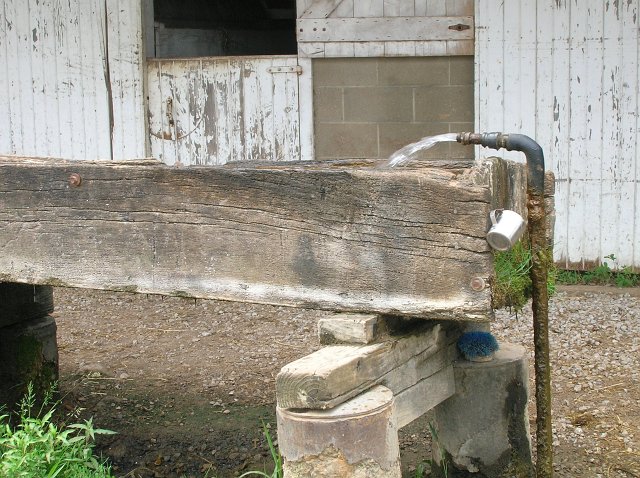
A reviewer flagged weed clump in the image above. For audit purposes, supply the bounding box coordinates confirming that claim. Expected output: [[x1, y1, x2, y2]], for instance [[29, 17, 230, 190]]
[[492, 240, 557, 313], [0, 383, 115, 478], [556, 254, 640, 287]]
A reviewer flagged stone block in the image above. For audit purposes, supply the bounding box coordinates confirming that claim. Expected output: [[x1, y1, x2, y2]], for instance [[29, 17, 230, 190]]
[[344, 87, 413, 122], [449, 56, 475, 85], [314, 123, 378, 159], [415, 85, 474, 123], [314, 87, 344, 122], [313, 58, 378, 87], [378, 57, 450, 87], [431, 343, 533, 478]]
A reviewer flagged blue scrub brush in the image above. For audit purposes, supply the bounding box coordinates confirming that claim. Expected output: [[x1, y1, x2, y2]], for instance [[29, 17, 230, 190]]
[[457, 331, 499, 362]]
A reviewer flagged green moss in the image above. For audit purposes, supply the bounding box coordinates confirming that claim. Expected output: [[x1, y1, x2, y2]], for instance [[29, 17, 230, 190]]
[[42, 277, 72, 287], [492, 241, 556, 313], [113, 285, 138, 293]]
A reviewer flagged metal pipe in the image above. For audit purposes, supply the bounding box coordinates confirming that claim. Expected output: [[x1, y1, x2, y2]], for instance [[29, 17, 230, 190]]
[[457, 132, 553, 478]]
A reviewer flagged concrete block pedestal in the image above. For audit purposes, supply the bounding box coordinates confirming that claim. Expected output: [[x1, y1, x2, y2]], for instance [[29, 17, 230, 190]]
[[277, 385, 401, 478], [0, 283, 58, 411], [431, 343, 533, 478]]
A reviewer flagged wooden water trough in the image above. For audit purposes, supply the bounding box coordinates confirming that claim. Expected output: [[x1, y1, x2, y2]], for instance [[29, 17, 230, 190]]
[[0, 155, 525, 321], [0, 155, 539, 477]]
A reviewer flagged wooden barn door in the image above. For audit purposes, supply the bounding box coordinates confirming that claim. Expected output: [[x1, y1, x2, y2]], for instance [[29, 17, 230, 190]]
[[147, 56, 313, 166], [0, 0, 147, 161]]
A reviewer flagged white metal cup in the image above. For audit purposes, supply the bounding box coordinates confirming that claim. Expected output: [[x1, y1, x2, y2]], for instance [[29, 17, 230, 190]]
[[486, 209, 526, 251]]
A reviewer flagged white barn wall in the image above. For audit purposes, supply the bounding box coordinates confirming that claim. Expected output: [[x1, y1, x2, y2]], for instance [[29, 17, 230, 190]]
[[476, 0, 640, 271], [0, 0, 146, 160]]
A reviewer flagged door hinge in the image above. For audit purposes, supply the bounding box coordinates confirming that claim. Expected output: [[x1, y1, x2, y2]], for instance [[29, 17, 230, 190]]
[[268, 65, 303, 75]]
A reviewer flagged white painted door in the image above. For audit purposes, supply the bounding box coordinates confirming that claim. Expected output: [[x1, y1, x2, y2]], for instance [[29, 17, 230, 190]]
[[0, 0, 146, 160], [147, 56, 314, 166], [475, 0, 640, 271]]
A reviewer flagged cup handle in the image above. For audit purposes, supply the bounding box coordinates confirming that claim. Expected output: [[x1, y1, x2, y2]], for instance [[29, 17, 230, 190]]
[[489, 209, 503, 226]]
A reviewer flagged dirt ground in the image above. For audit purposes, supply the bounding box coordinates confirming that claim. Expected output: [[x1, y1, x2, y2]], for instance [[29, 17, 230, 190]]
[[53, 286, 639, 478]]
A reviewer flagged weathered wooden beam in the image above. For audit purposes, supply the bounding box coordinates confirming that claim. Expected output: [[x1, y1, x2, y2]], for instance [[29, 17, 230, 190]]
[[276, 322, 459, 409], [0, 156, 510, 319], [318, 313, 381, 344], [296, 16, 474, 42]]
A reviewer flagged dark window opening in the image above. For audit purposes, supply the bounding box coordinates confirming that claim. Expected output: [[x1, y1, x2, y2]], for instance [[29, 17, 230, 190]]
[[150, 0, 297, 58]]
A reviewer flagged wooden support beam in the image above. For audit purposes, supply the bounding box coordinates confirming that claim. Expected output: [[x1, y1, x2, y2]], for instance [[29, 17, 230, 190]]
[[296, 16, 474, 42], [318, 313, 381, 344], [276, 321, 460, 409], [0, 156, 511, 320]]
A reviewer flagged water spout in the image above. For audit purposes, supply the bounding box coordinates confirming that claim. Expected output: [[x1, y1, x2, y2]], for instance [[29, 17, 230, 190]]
[[385, 133, 458, 168]]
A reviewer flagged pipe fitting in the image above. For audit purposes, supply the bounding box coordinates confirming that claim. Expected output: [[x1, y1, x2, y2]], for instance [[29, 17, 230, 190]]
[[456, 132, 545, 194]]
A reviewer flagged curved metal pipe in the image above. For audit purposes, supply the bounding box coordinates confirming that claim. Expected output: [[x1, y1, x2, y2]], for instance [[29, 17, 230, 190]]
[[457, 132, 553, 478], [456, 132, 545, 194]]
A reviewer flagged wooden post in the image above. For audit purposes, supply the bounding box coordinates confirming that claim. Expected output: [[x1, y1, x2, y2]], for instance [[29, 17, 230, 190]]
[[276, 315, 461, 477], [0, 283, 58, 411], [277, 385, 401, 478]]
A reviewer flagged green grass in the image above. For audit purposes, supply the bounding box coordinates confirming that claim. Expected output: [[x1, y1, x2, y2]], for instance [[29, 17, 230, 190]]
[[238, 422, 283, 478], [492, 240, 556, 313], [556, 254, 640, 287], [0, 384, 116, 478]]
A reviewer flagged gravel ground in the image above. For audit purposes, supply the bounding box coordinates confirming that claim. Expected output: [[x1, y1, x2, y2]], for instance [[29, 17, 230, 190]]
[[493, 287, 640, 477], [54, 286, 640, 477]]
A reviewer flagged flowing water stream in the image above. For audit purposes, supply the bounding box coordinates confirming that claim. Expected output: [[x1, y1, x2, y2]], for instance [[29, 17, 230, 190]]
[[385, 132, 458, 168]]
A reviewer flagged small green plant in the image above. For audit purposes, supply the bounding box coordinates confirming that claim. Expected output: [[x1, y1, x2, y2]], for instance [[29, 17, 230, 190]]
[[0, 383, 116, 478], [238, 422, 282, 478], [555, 254, 639, 287], [428, 422, 448, 478], [492, 241, 556, 314]]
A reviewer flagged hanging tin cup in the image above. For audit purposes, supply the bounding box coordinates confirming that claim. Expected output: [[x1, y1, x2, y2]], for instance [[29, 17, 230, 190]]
[[486, 209, 526, 251]]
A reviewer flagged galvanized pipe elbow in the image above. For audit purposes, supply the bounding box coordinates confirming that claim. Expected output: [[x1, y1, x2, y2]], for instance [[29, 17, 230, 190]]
[[456, 132, 545, 194]]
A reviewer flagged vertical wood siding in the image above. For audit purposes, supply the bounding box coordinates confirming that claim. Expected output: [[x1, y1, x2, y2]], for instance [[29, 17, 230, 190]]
[[147, 56, 313, 166], [0, 0, 146, 160], [476, 0, 640, 270]]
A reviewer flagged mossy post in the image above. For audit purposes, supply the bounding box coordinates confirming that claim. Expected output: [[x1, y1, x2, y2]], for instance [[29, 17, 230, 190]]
[[0, 283, 59, 412]]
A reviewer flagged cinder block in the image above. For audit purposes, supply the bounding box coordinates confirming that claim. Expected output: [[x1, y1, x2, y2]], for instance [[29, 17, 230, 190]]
[[313, 58, 378, 87], [314, 123, 378, 159], [314, 88, 344, 122], [415, 85, 474, 123], [379, 123, 452, 159], [378, 57, 449, 86], [449, 56, 474, 85], [344, 87, 413, 122]]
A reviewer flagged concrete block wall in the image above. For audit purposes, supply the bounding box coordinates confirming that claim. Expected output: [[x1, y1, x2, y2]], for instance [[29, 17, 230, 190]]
[[313, 57, 474, 161]]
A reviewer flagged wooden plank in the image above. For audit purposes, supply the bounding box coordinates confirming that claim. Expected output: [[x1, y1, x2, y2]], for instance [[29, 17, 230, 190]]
[[106, 0, 147, 159], [0, 156, 505, 319], [354, 0, 383, 17], [300, 0, 345, 18], [318, 313, 381, 344], [147, 56, 305, 166], [277, 322, 459, 409], [297, 57, 315, 161], [383, 0, 414, 17], [296, 16, 473, 42], [395, 365, 455, 428]]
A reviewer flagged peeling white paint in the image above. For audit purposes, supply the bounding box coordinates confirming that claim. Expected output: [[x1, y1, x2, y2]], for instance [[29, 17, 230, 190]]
[[0, 0, 146, 160], [147, 56, 313, 166], [476, 0, 640, 270]]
